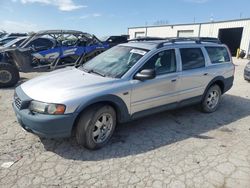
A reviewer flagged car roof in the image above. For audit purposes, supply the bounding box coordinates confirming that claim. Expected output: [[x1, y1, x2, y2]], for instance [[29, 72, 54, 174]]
[[120, 41, 161, 50], [120, 38, 225, 51]]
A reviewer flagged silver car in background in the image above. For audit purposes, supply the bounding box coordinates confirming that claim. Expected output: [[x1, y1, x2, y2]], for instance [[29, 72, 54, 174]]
[[13, 37, 235, 150]]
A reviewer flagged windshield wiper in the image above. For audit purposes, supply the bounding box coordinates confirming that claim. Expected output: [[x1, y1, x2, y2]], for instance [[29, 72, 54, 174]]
[[80, 66, 106, 77], [79, 66, 89, 72], [88, 69, 106, 77]]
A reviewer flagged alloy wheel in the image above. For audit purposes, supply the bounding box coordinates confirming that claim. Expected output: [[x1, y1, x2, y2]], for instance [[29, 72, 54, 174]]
[[206, 90, 219, 109], [92, 113, 114, 144]]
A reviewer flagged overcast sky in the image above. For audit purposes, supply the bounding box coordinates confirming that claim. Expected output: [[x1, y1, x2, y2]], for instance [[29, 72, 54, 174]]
[[0, 0, 250, 37]]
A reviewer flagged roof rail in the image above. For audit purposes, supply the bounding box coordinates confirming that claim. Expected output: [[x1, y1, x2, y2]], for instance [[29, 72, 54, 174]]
[[128, 37, 165, 42], [157, 37, 221, 48]]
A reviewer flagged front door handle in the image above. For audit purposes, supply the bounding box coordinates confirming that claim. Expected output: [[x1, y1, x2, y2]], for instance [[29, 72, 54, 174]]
[[171, 79, 177, 82], [203, 73, 209, 76]]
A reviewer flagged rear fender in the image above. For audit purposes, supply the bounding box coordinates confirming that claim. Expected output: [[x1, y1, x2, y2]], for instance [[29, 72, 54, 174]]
[[202, 76, 234, 100]]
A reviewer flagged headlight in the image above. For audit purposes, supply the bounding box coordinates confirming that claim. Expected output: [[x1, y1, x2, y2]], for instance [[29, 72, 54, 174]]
[[29, 101, 66, 115]]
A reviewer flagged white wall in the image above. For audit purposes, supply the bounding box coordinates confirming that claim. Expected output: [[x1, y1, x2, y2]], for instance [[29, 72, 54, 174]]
[[199, 20, 250, 53], [147, 24, 200, 38], [128, 19, 250, 54]]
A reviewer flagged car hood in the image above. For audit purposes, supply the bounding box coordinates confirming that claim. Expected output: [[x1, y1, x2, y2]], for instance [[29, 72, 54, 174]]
[[21, 67, 116, 103]]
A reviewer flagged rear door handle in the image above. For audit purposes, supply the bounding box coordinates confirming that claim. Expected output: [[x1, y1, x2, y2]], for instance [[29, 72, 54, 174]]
[[171, 79, 177, 82]]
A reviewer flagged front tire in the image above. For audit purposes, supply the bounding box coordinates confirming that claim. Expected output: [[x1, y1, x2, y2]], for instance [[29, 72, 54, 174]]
[[0, 63, 20, 88], [201, 84, 222, 113], [75, 105, 116, 150]]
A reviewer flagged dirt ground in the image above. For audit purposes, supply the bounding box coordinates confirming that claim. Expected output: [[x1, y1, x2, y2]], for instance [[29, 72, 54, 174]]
[[0, 58, 250, 188]]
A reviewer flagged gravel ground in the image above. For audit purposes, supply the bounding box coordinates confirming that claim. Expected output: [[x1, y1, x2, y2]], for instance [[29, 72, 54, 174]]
[[0, 58, 250, 188]]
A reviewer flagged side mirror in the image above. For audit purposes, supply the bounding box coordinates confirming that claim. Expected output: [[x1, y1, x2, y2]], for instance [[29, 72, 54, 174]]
[[134, 69, 156, 81], [11, 44, 16, 48]]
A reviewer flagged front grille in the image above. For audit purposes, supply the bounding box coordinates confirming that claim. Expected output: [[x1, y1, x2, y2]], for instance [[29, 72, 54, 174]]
[[15, 97, 22, 110]]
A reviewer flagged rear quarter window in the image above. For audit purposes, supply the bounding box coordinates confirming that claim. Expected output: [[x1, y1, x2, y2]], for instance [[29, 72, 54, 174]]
[[205, 47, 230, 64]]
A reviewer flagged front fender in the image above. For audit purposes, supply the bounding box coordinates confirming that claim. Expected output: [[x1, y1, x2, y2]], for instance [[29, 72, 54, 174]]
[[75, 94, 131, 123]]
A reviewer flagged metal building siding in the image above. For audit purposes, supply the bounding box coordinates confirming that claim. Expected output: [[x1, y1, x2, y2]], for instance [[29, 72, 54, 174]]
[[147, 24, 200, 38], [199, 20, 250, 52], [128, 19, 250, 54], [128, 28, 147, 39]]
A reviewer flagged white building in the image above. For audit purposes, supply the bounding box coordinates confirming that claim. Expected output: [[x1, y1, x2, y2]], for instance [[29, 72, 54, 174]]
[[128, 18, 250, 56]]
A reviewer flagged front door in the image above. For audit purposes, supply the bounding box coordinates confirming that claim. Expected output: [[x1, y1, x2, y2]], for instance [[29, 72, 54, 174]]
[[130, 49, 180, 114]]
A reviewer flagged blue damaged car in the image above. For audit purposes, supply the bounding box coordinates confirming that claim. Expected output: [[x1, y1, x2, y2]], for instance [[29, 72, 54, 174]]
[[0, 30, 109, 87]]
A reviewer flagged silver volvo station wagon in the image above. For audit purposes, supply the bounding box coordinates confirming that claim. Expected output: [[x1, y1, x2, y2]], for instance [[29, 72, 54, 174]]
[[13, 37, 235, 149]]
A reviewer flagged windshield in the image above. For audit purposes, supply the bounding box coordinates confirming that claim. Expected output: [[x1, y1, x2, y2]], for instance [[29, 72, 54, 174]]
[[81, 46, 148, 78]]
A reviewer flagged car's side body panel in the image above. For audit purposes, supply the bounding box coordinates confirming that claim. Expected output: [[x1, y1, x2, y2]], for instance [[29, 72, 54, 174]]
[[130, 72, 180, 114]]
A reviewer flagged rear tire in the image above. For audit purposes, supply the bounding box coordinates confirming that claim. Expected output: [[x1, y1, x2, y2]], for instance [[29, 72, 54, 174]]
[[75, 105, 116, 150], [0, 63, 20, 88], [201, 84, 221, 113]]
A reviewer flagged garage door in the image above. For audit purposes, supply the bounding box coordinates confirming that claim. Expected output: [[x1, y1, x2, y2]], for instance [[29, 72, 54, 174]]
[[135, 32, 146, 38], [178, 30, 194, 37]]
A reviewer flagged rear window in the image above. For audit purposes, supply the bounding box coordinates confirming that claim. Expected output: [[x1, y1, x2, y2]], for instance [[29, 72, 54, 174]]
[[180, 48, 205, 70], [205, 47, 230, 64]]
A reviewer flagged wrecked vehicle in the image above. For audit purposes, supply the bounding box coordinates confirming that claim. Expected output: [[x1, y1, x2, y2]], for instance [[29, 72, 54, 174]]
[[0, 37, 28, 65], [0, 36, 28, 50], [0, 37, 18, 46], [0, 30, 7, 38], [0, 33, 27, 45], [101, 35, 128, 48], [0, 30, 109, 87]]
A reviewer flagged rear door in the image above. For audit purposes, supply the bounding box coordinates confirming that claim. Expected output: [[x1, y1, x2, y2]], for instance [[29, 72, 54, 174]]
[[177, 47, 210, 101], [130, 49, 180, 114]]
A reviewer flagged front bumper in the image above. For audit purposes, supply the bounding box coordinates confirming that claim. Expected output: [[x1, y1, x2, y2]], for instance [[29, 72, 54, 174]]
[[13, 87, 77, 138], [244, 68, 250, 81]]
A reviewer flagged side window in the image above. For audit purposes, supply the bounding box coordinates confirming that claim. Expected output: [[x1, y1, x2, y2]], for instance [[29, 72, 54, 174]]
[[15, 39, 25, 46], [205, 47, 230, 64], [28, 38, 54, 50], [141, 49, 176, 75], [180, 48, 205, 70]]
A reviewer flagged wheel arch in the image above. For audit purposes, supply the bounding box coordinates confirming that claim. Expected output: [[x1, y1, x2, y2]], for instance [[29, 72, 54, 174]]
[[0, 53, 17, 67], [71, 95, 130, 134], [203, 76, 226, 100]]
